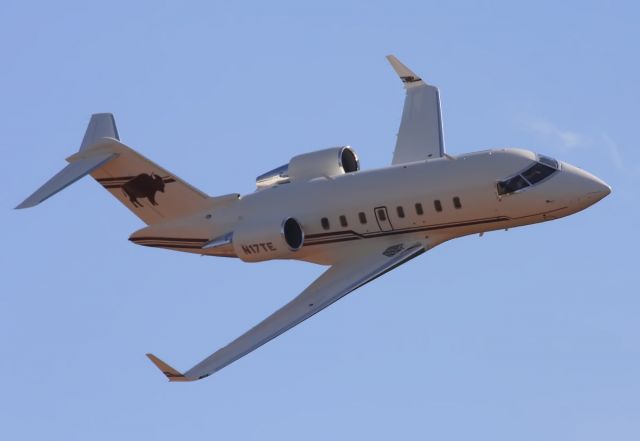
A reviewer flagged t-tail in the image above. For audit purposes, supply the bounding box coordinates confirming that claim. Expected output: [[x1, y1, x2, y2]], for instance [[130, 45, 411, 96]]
[[16, 113, 213, 225]]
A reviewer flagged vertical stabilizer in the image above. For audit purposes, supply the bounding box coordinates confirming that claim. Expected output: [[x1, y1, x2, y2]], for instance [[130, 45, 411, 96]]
[[17, 113, 215, 225]]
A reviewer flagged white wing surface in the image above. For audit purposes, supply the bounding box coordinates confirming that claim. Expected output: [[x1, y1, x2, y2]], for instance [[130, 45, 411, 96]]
[[387, 55, 445, 164], [147, 242, 426, 381]]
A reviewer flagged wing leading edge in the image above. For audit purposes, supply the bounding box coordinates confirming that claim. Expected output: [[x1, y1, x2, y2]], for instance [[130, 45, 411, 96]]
[[147, 242, 426, 381], [387, 55, 445, 164]]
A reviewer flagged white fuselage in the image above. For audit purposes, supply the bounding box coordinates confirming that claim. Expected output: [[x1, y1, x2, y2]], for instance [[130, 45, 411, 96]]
[[130, 148, 610, 265]]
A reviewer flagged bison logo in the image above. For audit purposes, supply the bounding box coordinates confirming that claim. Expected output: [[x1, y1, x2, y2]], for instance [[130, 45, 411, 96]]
[[122, 173, 166, 207], [96, 173, 176, 208]]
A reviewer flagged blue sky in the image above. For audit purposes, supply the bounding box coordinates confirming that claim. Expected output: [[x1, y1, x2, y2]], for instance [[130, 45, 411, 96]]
[[2, 1, 639, 439]]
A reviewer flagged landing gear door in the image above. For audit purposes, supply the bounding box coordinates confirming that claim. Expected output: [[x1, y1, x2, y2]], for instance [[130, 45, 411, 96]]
[[374, 206, 393, 232]]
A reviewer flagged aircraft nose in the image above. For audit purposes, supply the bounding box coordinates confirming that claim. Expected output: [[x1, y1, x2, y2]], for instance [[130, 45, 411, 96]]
[[592, 177, 611, 197], [581, 170, 611, 199], [562, 162, 611, 205]]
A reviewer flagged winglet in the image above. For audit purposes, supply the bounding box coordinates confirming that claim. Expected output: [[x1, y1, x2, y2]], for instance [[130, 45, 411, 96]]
[[386, 55, 426, 88], [146, 353, 194, 382]]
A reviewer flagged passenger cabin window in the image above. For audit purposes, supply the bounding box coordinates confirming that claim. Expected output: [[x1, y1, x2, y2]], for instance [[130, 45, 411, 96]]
[[453, 197, 462, 209], [434, 200, 442, 212], [321, 217, 330, 230], [339, 215, 348, 227], [377, 208, 387, 221], [415, 203, 424, 215], [397, 206, 405, 218], [359, 212, 367, 224]]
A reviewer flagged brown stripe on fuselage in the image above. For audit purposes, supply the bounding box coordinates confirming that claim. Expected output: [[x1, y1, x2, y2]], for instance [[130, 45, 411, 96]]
[[303, 206, 568, 246], [133, 243, 206, 249], [128, 207, 568, 250], [304, 216, 510, 246], [129, 236, 209, 249], [130, 236, 208, 243]]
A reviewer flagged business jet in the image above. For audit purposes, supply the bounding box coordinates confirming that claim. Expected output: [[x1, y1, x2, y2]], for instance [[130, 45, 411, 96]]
[[17, 55, 611, 381]]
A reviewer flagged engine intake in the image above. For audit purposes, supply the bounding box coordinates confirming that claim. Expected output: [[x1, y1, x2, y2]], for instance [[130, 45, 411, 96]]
[[282, 217, 304, 250], [256, 146, 359, 190], [233, 217, 305, 262]]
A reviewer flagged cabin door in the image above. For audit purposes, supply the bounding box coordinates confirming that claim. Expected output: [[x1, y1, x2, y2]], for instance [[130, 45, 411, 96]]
[[374, 206, 394, 232]]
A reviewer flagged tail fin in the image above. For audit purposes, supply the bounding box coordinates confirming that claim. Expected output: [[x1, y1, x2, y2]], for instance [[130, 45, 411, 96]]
[[17, 113, 212, 225]]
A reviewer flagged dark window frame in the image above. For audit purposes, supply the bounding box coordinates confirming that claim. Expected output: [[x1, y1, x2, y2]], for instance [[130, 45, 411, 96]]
[[453, 197, 462, 209], [358, 212, 367, 224], [497, 158, 558, 196], [415, 203, 424, 215], [339, 215, 348, 227], [521, 163, 556, 185], [434, 200, 443, 212], [396, 206, 405, 218], [497, 174, 530, 195], [321, 217, 330, 230]]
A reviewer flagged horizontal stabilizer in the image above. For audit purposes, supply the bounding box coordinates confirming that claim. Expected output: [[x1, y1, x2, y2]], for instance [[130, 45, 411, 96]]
[[146, 353, 194, 382], [16, 151, 118, 209]]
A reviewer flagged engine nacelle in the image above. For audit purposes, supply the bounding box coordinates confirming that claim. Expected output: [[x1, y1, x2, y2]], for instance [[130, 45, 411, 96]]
[[289, 146, 360, 181], [232, 217, 304, 262], [256, 146, 359, 189]]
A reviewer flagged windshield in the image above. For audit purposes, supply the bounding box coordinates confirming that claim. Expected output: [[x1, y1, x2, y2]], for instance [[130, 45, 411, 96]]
[[497, 174, 529, 195], [497, 155, 559, 195], [538, 155, 559, 169], [521, 162, 556, 185]]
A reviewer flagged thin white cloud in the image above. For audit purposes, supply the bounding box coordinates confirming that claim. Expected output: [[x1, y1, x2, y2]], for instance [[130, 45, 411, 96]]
[[600, 132, 625, 171], [523, 117, 637, 177], [525, 119, 587, 150]]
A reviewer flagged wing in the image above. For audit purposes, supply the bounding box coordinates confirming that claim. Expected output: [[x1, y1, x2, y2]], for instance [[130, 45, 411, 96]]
[[387, 55, 445, 164], [146, 242, 426, 381]]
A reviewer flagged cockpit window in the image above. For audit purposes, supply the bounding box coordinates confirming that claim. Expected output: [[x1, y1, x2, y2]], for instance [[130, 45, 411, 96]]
[[521, 162, 556, 185], [497, 174, 529, 195], [538, 155, 559, 169], [497, 155, 560, 195]]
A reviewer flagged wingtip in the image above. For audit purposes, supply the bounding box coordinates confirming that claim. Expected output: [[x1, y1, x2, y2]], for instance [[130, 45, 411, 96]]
[[385, 54, 424, 86], [15, 196, 42, 209], [146, 353, 194, 382], [14, 201, 31, 210]]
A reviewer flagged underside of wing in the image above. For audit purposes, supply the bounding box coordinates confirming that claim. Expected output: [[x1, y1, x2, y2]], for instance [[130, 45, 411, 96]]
[[387, 55, 445, 164], [147, 242, 426, 381]]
